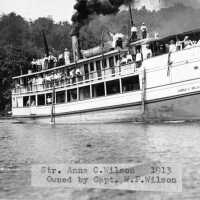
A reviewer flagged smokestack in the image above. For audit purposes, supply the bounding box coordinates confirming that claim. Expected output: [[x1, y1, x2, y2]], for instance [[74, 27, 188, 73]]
[[71, 33, 81, 62], [71, 25, 81, 62]]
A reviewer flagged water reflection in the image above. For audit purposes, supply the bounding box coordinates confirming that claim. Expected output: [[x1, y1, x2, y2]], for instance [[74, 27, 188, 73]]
[[0, 120, 200, 199]]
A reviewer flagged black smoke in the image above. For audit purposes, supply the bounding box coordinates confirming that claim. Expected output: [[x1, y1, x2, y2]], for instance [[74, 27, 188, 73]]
[[71, 0, 134, 34]]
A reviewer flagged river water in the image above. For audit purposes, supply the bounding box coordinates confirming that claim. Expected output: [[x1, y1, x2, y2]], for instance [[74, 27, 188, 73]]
[[0, 120, 200, 200]]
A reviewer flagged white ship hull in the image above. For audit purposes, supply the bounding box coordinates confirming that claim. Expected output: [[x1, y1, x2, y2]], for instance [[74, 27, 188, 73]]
[[12, 78, 200, 124], [12, 45, 200, 124]]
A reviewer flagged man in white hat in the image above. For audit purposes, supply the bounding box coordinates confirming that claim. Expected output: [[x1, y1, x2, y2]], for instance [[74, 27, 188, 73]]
[[64, 48, 70, 65], [131, 24, 138, 42], [183, 36, 192, 49], [141, 22, 147, 39], [109, 32, 124, 49], [169, 40, 176, 53]]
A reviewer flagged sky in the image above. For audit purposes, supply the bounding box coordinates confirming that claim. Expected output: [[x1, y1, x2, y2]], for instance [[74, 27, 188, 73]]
[[0, 0, 162, 23], [0, 0, 76, 23], [1, 0, 200, 23]]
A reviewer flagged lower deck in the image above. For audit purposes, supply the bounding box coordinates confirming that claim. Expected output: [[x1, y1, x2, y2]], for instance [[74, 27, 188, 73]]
[[13, 89, 200, 124], [12, 75, 200, 124], [12, 64, 141, 110]]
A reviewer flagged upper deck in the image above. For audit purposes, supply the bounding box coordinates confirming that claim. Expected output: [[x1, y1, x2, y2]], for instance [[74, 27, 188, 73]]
[[12, 48, 134, 95], [12, 28, 200, 97]]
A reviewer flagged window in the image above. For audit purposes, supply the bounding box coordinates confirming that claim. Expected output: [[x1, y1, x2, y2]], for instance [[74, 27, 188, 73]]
[[96, 60, 101, 71], [90, 62, 95, 72], [23, 96, 29, 107], [96, 60, 102, 78], [12, 97, 17, 108], [92, 83, 105, 98], [30, 95, 36, 106], [84, 64, 89, 80], [56, 91, 65, 104], [109, 56, 114, 68], [102, 59, 107, 68], [106, 80, 120, 95], [46, 93, 52, 105], [115, 55, 119, 63], [122, 76, 140, 93], [14, 79, 20, 88], [67, 89, 77, 102], [16, 97, 23, 108], [79, 86, 90, 100], [38, 94, 45, 106]]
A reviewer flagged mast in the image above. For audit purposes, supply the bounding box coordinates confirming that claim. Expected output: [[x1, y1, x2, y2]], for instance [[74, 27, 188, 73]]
[[41, 30, 49, 57], [128, 3, 134, 27], [128, 2, 134, 45], [101, 30, 105, 66], [101, 29, 107, 75]]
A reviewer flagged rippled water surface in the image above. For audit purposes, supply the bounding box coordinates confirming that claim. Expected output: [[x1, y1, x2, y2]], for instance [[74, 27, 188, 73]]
[[0, 120, 200, 200]]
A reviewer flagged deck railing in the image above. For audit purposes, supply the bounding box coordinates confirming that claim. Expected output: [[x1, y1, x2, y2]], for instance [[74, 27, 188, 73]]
[[12, 63, 137, 94]]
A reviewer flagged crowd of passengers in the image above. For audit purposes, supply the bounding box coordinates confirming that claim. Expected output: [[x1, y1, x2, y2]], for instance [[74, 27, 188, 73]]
[[15, 22, 200, 92], [15, 36, 200, 92], [109, 23, 200, 68], [113, 35, 199, 69], [15, 68, 83, 91], [29, 22, 148, 73], [30, 22, 198, 73], [30, 48, 71, 73], [168, 36, 200, 52]]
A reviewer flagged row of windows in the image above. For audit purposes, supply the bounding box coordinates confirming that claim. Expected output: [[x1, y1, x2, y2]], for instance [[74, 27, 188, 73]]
[[15, 76, 140, 108], [84, 55, 117, 73]]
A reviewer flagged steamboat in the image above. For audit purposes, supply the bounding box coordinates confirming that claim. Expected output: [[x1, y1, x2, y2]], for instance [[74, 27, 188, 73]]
[[11, 8, 200, 124]]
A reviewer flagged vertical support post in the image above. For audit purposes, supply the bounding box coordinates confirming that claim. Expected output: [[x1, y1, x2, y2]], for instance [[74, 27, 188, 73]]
[[77, 86, 79, 101], [65, 90, 68, 103], [118, 50, 121, 75], [119, 78, 122, 94], [141, 68, 146, 114], [103, 66, 106, 79], [44, 93, 47, 105], [51, 72, 56, 125], [94, 61, 97, 80], [36, 94, 38, 106], [104, 82, 107, 97], [100, 60, 103, 78], [54, 90, 57, 104], [28, 96, 31, 107], [51, 85, 55, 124], [90, 83, 93, 98]]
